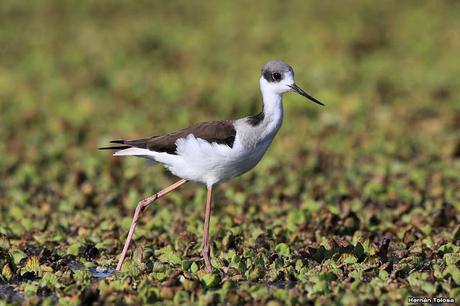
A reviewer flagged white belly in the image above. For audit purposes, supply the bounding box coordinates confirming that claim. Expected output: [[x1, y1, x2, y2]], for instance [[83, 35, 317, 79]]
[[163, 134, 273, 187]]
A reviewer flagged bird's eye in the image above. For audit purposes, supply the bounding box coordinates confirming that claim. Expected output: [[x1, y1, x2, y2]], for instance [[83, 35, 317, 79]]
[[273, 72, 282, 81]]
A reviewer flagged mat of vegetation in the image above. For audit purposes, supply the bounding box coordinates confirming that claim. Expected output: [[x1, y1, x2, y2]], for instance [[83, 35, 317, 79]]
[[0, 0, 459, 305]]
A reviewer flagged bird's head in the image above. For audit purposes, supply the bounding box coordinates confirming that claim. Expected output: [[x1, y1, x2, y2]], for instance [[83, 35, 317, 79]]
[[260, 60, 324, 106]]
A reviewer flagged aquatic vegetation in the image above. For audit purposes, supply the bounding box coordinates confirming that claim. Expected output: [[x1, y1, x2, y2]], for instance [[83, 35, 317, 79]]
[[0, 0, 459, 304]]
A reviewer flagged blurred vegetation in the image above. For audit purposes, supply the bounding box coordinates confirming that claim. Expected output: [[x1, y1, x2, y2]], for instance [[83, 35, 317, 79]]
[[0, 0, 459, 305]]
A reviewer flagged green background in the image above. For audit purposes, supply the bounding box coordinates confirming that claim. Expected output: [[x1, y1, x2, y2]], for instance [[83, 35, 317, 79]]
[[0, 0, 459, 305]]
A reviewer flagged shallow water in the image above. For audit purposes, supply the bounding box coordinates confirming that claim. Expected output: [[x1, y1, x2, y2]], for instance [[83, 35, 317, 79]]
[[67, 261, 84, 271], [0, 284, 24, 303], [0, 263, 296, 303], [89, 266, 115, 279], [0, 264, 114, 302]]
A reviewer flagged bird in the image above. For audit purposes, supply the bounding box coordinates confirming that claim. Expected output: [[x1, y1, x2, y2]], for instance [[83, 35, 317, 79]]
[[100, 60, 324, 273]]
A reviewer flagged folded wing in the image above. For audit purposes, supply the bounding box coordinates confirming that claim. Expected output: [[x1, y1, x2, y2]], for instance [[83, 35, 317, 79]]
[[100, 120, 236, 155]]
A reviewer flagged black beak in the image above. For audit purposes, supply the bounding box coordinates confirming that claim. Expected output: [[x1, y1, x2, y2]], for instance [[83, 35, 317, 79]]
[[289, 83, 324, 106]]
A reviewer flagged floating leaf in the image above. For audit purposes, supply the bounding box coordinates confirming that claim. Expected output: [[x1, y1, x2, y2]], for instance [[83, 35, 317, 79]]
[[9, 249, 27, 266], [40, 271, 59, 287], [340, 254, 358, 264], [275, 243, 290, 257], [444, 265, 460, 285], [201, 273, 221, 288], [379, 270, 389, 281], [1, 264, 13, 281], [157, 245, 181, 265]]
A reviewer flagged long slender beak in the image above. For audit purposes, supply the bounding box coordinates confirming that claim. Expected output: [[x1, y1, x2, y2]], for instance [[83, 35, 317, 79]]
[[289, 83, 324, 106]]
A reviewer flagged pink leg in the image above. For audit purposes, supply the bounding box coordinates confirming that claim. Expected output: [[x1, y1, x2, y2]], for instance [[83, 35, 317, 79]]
[[202, 186, 213, 273], [115, 179, 188, 271]]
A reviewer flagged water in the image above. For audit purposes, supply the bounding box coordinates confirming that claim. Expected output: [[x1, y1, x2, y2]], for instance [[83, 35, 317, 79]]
[[0, 263, 115, 302], [0, 284, 24, 303], [89, 266, 115, 279]]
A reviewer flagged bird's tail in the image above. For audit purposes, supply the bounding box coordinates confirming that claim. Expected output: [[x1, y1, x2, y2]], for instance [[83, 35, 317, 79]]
[[99, 139, 160, 163], [98, 140, 128, 150]]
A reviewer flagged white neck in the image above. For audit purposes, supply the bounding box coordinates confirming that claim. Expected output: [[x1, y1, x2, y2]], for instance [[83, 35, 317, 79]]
[[234, 78, 285, 149], [260, 78, 284, 135]]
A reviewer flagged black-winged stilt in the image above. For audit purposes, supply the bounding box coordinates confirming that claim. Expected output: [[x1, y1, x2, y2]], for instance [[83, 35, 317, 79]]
[[100, 60, 324, 272]]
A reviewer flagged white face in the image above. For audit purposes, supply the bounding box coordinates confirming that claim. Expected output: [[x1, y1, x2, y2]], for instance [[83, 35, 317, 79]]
[[259, 70, 324, 105], [259, 71, 295, 96]]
